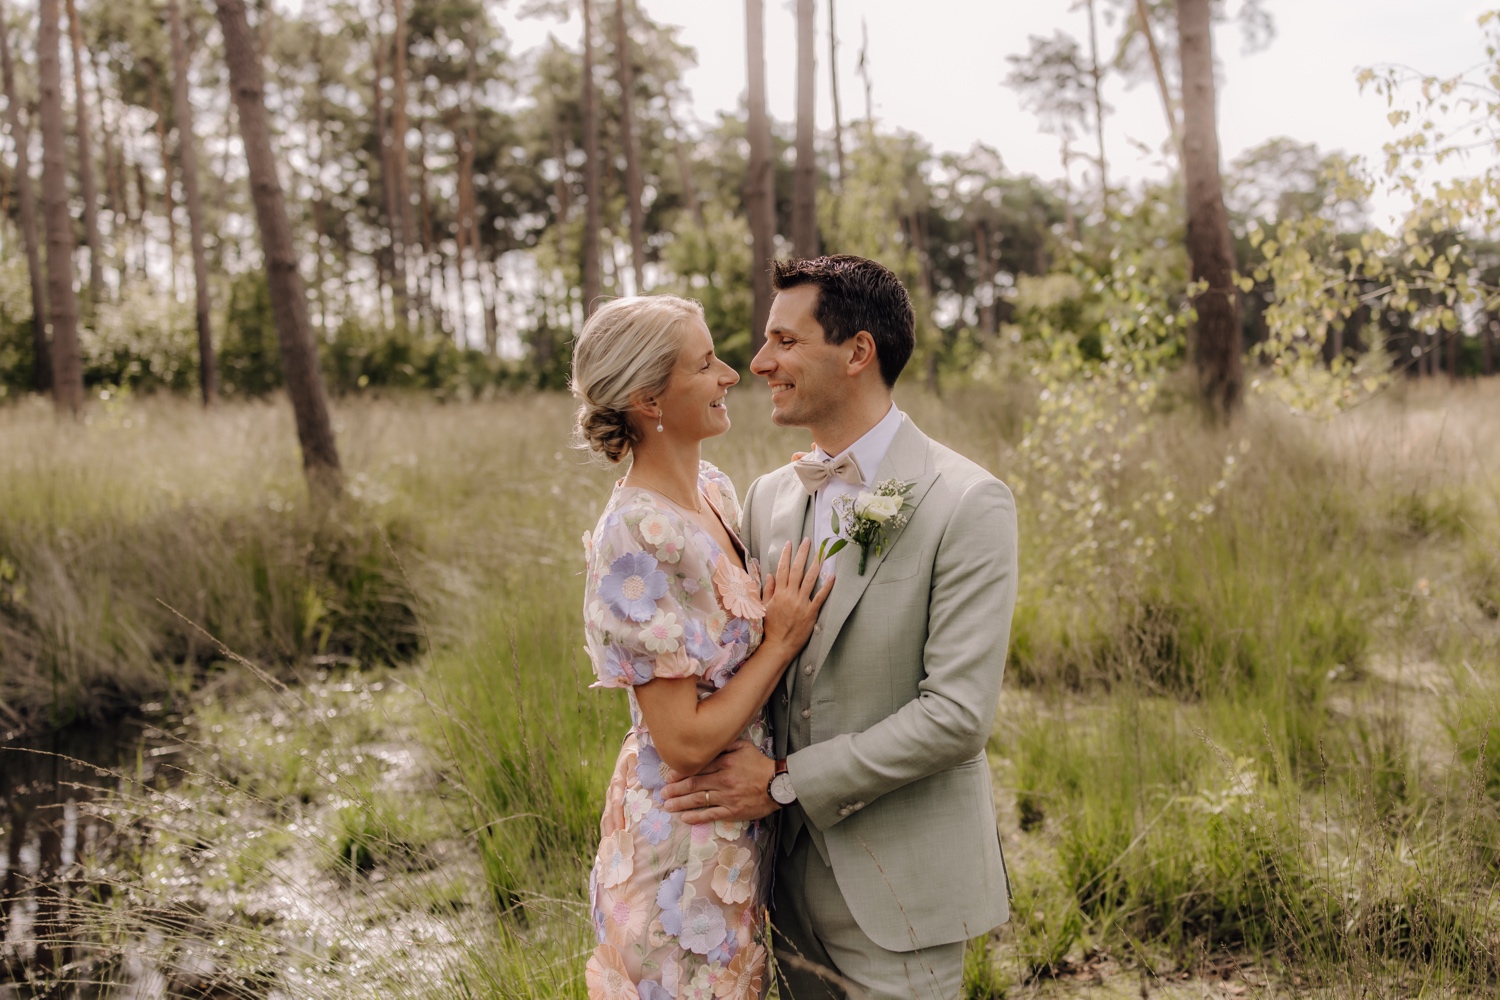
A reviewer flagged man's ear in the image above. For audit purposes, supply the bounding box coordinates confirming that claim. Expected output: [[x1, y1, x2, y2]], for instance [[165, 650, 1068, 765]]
[[844, 331, 879, 378]]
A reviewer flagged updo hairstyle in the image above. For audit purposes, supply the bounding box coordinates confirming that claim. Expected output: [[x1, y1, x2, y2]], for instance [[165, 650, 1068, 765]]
[[570, 295, 705, 464]]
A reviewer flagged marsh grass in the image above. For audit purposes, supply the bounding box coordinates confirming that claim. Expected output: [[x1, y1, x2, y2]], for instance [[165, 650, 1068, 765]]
[[1, 381, 1497, 997]]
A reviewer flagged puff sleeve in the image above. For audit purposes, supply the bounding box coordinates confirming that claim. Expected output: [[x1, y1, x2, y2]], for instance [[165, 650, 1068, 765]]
[[699, 462, 744, 537], [582, 495, 706, 688]]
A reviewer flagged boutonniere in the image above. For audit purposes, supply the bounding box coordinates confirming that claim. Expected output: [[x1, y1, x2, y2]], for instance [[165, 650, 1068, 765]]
[[818, 478, 916, 575]]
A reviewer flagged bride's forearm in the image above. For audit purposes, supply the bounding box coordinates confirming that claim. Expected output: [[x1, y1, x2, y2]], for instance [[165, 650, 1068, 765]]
[[636, 637, 794, 776]]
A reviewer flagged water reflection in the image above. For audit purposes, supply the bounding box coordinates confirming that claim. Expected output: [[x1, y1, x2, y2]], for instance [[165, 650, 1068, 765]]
[[0, 721, 157, 996]]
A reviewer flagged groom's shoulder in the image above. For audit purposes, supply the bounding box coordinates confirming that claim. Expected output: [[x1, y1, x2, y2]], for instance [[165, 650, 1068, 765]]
[[743, 462, 799, 511], [922, 434, 1011, 500]]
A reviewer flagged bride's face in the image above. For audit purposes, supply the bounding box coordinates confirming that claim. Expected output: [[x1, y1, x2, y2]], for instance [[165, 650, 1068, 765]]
[[653, 318, 740, 442]]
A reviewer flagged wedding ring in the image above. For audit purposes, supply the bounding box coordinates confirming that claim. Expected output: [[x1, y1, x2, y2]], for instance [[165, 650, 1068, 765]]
[[706, 791, 713, 807]]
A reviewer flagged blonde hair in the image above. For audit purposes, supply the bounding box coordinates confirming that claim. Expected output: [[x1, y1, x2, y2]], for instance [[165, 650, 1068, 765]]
[[570, 295, 706, 463]]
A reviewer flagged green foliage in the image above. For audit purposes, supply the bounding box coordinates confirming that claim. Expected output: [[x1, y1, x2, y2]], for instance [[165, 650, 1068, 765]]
[[80, 284, 200, 393], [219, 272, 284, 397]]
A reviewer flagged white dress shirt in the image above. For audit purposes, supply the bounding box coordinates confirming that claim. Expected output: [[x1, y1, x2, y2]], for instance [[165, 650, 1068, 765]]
[[810, 403, 903, 557]]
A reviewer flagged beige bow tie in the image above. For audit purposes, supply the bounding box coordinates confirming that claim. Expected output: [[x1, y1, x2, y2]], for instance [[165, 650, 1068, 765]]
[[794, 452, 865, 495]]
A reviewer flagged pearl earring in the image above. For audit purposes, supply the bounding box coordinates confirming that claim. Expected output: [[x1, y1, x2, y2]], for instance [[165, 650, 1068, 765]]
[[656, 411, 664, 433]]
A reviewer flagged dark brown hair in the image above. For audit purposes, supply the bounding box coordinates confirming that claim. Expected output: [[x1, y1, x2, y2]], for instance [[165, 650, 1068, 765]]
[[770, 255, 915, 387]]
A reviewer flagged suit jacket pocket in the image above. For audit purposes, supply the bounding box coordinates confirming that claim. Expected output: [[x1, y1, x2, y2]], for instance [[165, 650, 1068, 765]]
[[871, 552, 921, 584]]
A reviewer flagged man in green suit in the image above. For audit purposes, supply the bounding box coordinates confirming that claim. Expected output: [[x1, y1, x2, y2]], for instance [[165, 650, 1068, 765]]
[[662, 255, 1017, 999]]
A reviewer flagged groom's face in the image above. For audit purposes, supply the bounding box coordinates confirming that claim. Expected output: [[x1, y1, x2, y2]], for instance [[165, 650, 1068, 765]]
[[753, 285, 847, 431]]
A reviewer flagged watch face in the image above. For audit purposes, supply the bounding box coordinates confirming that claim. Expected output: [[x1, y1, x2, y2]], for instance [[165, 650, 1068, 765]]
[[769, 773, 796, 805]]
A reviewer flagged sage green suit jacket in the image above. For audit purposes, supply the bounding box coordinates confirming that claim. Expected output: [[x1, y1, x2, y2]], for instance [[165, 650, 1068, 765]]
[[741, 414, 1017, 954]]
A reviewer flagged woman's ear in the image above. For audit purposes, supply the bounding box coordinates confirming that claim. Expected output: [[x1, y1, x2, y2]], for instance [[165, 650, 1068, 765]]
[[845, 330, 879, 378], [627, 389, 659, 420]]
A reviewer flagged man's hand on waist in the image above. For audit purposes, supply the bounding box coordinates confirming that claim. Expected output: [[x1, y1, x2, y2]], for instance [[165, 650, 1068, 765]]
[[660, 740, 779, 825]]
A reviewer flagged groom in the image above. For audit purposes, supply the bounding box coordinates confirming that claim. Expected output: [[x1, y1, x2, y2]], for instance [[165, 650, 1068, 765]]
[[662, 255, 1018, 999]]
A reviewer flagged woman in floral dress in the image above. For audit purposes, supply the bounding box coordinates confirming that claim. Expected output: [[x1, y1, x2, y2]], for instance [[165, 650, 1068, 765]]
[[571, 296, 831, 999]]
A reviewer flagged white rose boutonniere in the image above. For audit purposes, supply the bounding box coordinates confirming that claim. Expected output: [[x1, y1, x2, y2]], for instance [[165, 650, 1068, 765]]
[[854, 492, 903, 523], [819, 478, 916, 575]]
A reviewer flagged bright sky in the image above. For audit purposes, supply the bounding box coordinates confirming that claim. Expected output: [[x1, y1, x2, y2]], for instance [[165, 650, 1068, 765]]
[[505, 0, 1495, 226]]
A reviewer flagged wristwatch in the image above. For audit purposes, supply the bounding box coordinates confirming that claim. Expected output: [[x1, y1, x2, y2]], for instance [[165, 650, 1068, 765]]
[[768, 758, 796, 806]]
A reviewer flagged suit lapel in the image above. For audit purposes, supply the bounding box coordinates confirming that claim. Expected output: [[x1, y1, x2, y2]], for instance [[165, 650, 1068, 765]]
[[763, 468, 812, 569], [806, 417, 938, 678]]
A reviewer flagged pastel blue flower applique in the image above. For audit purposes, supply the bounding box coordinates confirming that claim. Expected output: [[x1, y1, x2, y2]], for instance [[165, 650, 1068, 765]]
[[598, 550, 668, 623]]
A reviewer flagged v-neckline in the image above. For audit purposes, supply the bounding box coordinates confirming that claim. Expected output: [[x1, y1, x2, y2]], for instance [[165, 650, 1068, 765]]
[[700, 486, 750, 571], [614, 478, 749, 572]]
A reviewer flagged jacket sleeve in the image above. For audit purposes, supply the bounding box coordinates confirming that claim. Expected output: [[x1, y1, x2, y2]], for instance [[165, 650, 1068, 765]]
[[785, 477, 1018, 831]]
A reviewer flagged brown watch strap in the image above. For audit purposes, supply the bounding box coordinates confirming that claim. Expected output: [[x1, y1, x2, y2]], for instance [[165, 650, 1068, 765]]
[[774, 758, 789, 777]]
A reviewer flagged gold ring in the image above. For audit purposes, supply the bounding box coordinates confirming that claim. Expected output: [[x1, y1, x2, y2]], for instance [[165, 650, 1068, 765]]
[[706, 791, 713, 807]]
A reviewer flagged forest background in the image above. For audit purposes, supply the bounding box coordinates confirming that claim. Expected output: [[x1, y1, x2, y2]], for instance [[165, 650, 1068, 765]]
[[0, 0, 1498, 996]]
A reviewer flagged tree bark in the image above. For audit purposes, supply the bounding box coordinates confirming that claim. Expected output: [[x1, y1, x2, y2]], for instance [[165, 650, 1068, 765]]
[[391, 0, 413, 323], [0, 0, 50, 392], [745, 0, 774, 354], [215, 0, 341, 491], [168, 0, 216, 405], [454, 117, 477, 344], [371, 30, 405, 324], [664, 105, 704, 232], [581, 0, 602, 316], [975, 219, 995, 338], [149, 75, 179, 296], [64, 0, 102, 308], [1084, 0, 1109, 209], [1176, 0, 1242, 419], [615, 0, 646, 292], [38, 0, 82, 414], [792, 0, 818, 258], [1137, 0, 1181, 158], [828, 0, 845, 189], [1483, 317, 1495, 377]]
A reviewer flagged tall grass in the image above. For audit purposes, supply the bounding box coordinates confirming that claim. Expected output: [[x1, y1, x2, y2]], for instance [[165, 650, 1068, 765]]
[[1, 380, 1497, 996]]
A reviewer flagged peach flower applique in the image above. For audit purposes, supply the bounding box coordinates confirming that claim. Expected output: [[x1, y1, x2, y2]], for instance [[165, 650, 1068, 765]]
[[715, 944, 766, 1000], [712, 555, 764, 621], [586, 943, 640, 1000]]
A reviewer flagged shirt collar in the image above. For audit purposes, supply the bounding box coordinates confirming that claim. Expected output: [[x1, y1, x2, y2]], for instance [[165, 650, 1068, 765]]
[[812, 403, 902, 488]]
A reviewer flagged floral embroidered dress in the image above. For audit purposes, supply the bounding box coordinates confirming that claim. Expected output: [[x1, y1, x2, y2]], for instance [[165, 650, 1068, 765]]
[[582, 462, 772, 1000]]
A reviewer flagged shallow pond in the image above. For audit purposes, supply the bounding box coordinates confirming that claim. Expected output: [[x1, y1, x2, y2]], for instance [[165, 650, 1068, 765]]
[[0, 719, 179, 997]]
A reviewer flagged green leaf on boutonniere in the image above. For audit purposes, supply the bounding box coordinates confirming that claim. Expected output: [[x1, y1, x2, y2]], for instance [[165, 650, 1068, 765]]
[[817, 537, 848, 563]]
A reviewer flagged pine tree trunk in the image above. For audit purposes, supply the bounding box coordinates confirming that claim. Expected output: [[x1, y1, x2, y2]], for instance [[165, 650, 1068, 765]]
[[38, 0, 82, 414], [0, 0, 50, 392], [168, 0, 216, 405], [828, 0, 845, 190], [64, 0, 102, 309], [1137, 0, 1181, 156], [372, 32, 406, 324], [1176, 0, 1242, 419], [792, 0, 818, 258], [150, 76, 179, 296], [975, 220, 995, 338], [391, 0, 413, 324], [1483, 317, 1495, 377], [581, 0, 602, 316], [745, 0, 774, 354], [1085, 0, 1109, 209], [665, 106, 704, 232], [615, 0, 646, 292], [455, 126, 477, 344], [215, 0, 341, 492]]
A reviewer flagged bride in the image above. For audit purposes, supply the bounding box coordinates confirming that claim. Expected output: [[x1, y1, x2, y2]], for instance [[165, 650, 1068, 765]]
[[571, 295, 831, 999]]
